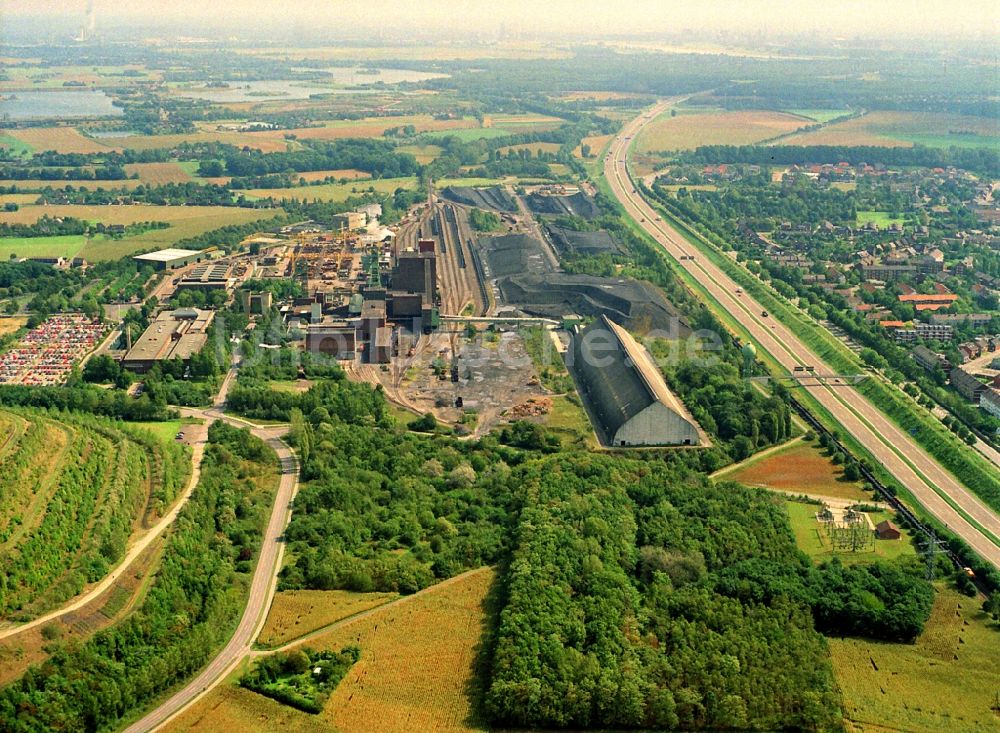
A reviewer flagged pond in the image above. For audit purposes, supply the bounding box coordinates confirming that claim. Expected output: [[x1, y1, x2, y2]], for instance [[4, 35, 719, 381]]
[[0, 90, 124, 120]]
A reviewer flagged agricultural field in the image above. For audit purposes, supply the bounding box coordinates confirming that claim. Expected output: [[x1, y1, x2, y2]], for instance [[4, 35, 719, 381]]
[[784, 500, 916, 565], [0, 203, 284, 261], [0, 234, 88, 260], [257, 589, 398, 647], [1, 126, 115, 154], [292, 168, 371, 182], [0, 134, 33, 156], [0, 177, 149, 192], [783, 109, 853, 123], [634, 109, 812, 153], [240, 177, 416, 203], [0, 410, 188, 621], [395, 144, 443, 164], [0, 316, 27, 337], [717, 437, 869, 501], [779, 111, 1000, 149], [574, 133, 614, 158], [166, 568, 494, 733], [122, 162, 194, 184], [831, 586, 1000, 732]]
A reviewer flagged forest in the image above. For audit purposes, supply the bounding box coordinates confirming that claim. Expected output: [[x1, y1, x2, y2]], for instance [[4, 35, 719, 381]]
[[485, 454, 933, 731], [0, 421, 277, 732]]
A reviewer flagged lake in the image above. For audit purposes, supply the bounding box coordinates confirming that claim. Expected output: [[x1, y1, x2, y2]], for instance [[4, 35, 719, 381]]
[[0, 90, 124, 121]]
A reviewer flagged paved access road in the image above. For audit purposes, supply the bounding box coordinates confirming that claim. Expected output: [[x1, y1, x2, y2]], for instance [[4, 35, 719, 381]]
[[605, 102, 1000, 570], [123, 406, 299, 733]]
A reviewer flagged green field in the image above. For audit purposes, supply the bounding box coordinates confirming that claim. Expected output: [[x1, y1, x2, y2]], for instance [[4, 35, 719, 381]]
[[395, 143, 443, 164], [856, 210, 905, 228], [783, 109, 851, 123], [0, 234, 90, 260], [241, 177, 416, 203], [422, 127, 515, 142], [830, 585, 1000, 732], [784, 499, 917, 566], [0, 134, 33, 156], [896, 132, 1000, 149], [124, 418, 201, 444]]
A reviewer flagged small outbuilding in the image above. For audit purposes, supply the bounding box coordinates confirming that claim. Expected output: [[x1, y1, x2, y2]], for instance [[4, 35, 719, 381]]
[[875, 519, 901, 540]]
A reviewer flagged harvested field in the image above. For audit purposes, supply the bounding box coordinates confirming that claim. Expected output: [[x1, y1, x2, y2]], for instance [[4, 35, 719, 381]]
[[2, 127, 113, 154], [779, 111, 1000, 149], [257, 589, 398, 647], [719, 438, 869, 501], [574, 133, 614, 158], [301, 568, 492, 733], [831, 586, 1000, 732], [122, 162, 193, 184], [164, 568, 493, 733], [635, 110, 811, 153], [0, 317, 27, 337], [293, 168, 371, 182]]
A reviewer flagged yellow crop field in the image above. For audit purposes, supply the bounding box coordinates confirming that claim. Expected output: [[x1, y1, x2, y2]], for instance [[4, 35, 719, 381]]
[[635, 110, 811, 152], [122, 162, 193, 184], [831, 586, 1000, 732], [293, 168, 371, 182], [3, 127, 114, 154], [0, 316, 27, 337], [165, 568, 494, 733], [574, 133, 614, 158], [257, 589, 397, 647]]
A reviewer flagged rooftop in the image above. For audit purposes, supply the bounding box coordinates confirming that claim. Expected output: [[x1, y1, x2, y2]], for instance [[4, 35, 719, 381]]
[[134, 248, 202, 263]]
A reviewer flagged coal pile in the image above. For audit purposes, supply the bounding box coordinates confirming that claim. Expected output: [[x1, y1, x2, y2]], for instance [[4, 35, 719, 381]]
[[547, 225, 623, 257], [477, 234, 554, 279], [441, 186, 517, 213], [526, 191, 600, 219], [498, 273, 689, 335]]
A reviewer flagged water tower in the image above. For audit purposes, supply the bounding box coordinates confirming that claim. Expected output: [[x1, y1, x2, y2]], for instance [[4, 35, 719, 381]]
[[741, 341, 757, 378]]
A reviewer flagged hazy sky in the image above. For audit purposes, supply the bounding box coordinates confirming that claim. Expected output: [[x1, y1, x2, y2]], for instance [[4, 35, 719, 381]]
[[1, 0, 998, 40]]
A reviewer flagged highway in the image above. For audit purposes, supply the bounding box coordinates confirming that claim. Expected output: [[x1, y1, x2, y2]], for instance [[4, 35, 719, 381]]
[[123, 404, 300, 733], [605, 102, 1000, 570]]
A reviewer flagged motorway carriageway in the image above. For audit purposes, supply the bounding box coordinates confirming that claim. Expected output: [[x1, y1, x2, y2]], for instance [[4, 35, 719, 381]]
[[606, 102, 1000, 571]]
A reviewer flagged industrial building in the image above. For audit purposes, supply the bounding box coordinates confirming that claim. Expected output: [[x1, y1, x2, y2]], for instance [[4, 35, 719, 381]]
[[238, 290, 274, 314], [570, 315, 701, 447], [175, 262, 233, 291], [332, 212, 367, 231], [121, 308, 215, 372], [391, 249, 437, 302], [133, 248, 208, 271], [305, 320, 359, 359]]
